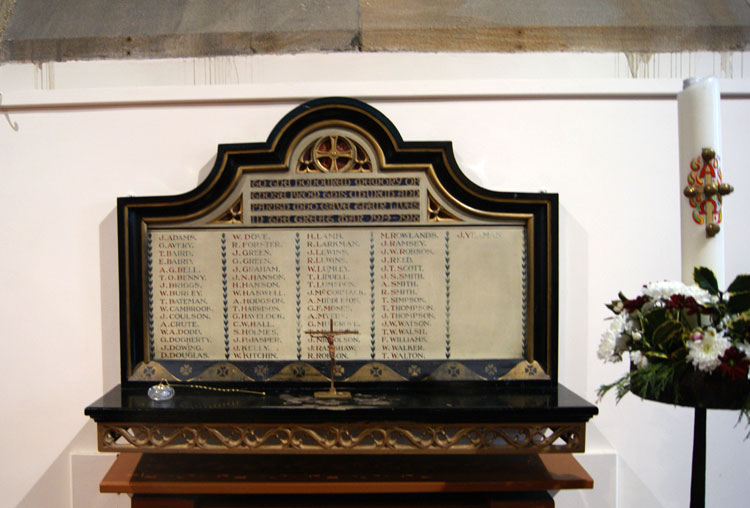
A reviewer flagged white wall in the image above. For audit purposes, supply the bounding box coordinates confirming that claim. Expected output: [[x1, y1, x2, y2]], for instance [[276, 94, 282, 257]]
[[1, 52, 749, 508]]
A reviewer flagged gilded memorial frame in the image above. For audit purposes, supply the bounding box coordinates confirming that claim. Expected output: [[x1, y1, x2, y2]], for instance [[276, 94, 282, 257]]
[[117, 98, 559, 389]]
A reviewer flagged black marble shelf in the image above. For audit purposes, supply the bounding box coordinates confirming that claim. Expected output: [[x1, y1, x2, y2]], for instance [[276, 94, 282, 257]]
[[86, 383, 597, 424]]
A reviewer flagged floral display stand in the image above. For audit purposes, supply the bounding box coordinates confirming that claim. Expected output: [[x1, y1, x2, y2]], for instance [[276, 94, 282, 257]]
[[598, 268, 750, 508], [636, 374, 749, 508]]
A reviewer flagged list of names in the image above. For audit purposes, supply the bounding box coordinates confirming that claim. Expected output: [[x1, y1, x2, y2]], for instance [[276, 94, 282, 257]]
[[148, 226, 524, 363]]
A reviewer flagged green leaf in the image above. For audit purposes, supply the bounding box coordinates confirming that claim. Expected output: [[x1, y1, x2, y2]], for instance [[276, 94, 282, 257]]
[[729, 317, 750, 338], [728, 292, 750, 314], [597, 372, 634, 403], [641, 308, 667, 339], [694, 266, 719, 295], [670, 347, 688, 361], [728, 274, 750, 294], [628, 362, 678, 401], [651, 321, 683, 351]]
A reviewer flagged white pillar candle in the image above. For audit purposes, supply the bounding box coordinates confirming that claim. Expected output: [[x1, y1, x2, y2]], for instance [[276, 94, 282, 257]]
[[677, 77, 725, 286]]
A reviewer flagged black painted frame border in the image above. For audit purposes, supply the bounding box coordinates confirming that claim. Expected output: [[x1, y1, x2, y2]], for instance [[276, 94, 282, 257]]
[[117, 97, 559, 389]]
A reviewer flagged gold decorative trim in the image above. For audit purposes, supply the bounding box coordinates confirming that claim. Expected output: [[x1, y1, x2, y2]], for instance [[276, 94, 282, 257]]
[[297, 134, 373, 173], [286, 121, 383, 174], [130, 362, 180, 382], [127, 361, 548, 383], [98, 421, 585, 454], [427, 192, 461, 222], [426, 361, 485, 381], [268, 362, 328, 382], [499, 360, 549, 380], [210, 195, 243, 224], [188, 362, 254, 382], [345, 362, 406, 382]]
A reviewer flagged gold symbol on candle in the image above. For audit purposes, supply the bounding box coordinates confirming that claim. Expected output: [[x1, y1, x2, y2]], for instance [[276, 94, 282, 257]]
[[683, 148, 733, 238], [305, 318, 358, 399]]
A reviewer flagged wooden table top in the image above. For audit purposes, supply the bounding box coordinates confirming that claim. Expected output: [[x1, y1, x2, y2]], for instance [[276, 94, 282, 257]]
[[101, 453, 593, 495]]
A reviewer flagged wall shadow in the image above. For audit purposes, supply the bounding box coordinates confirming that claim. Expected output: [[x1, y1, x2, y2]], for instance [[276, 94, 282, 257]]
[[15, 422, 93, 508], [99, 208, 120, 394], [197, 154, 217, 185], [558, 205, 590, 397]]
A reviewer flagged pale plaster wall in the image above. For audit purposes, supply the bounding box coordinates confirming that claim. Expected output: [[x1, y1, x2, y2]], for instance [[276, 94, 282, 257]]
[[1, 52, 749, 507]]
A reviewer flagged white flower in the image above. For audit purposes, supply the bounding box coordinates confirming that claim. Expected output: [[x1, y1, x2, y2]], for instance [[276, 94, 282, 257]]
[[598, 314, 629, 362], [686, 327, 731, 372], [649, 299, 665, 310], [597, 330, 618, 362], [609, 313, 627, 335], [641, 280, 717, 306], [642, 280, 689, 300], [631, 330, 643, 341], [622, 315, 637, 334], [682, 286, 718, 306], [615, 333, 630, 354], [630, 350, 649, 369], [641, 280, 719, 305]]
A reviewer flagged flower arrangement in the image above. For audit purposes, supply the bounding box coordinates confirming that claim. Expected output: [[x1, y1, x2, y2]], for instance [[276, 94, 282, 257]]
[[597, 267, 750, 425]]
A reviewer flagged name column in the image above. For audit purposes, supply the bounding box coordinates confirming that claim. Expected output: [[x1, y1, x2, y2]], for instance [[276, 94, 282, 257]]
[[150, 232, 220, 361], [226, 232, 291, 361], [301, 231, 370, 362], [375, 231, 444, 360]]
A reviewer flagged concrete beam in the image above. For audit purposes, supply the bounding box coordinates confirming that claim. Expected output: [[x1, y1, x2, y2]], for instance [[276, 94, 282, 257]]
[[1, 0, 748, 63], [361, 0, 750, 52], [0, 0, 361, 62]]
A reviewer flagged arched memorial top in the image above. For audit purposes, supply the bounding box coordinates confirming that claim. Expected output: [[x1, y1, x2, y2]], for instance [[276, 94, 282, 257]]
[[118, 97, 558, 388]]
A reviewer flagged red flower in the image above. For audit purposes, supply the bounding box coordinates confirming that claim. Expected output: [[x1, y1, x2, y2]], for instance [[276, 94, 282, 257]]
[[623, 295, 649, 313], [718, 347, 750, 382], [665, 294, 699, 312]]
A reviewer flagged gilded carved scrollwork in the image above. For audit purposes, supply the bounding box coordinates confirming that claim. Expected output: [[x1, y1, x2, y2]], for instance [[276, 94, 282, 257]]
[[211, 195, 243, 224], [99, 421, 585, 454], [427, 192, 461, 222], [298, 135, 372, 173]]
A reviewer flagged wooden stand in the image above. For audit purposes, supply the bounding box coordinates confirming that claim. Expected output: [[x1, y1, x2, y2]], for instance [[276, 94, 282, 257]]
[[101, 453, 593, 508]]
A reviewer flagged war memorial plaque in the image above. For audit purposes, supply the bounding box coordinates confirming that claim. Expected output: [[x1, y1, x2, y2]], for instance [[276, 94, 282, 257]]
[[86, 98, 595, 456], [149, 225, 526, 369]]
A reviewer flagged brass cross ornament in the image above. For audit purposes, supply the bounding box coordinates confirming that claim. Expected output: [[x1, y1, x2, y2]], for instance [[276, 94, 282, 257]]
[[305, 318, 358, 399]]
